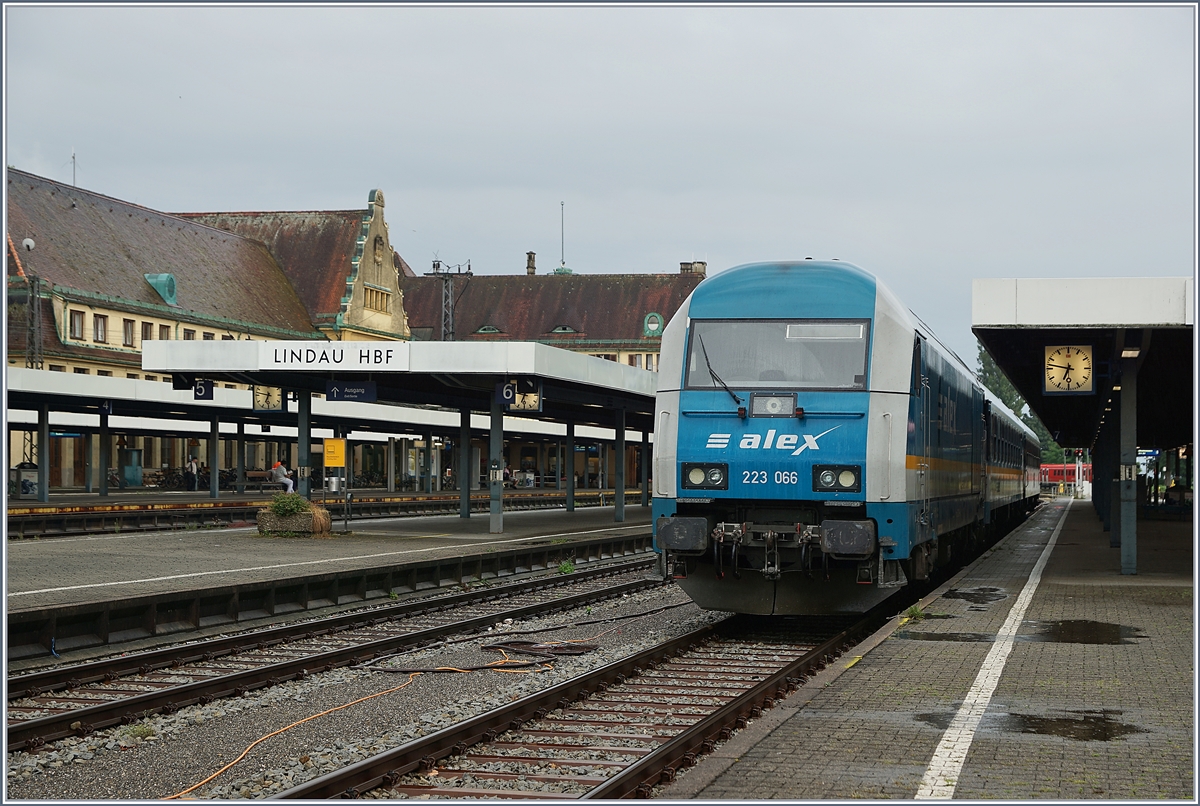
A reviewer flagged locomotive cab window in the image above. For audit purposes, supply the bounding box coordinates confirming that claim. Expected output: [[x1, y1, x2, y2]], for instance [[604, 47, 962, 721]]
[[684, 319, 870, 391]]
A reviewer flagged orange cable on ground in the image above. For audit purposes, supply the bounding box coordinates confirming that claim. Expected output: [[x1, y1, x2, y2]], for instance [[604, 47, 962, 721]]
[[164, 672, 423, 800]]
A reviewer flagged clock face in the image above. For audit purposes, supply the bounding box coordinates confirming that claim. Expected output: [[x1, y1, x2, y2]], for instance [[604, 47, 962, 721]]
[[1044, 345, 1094, 394], [253, 385, 284, 411], [512, 392, 541, 411]]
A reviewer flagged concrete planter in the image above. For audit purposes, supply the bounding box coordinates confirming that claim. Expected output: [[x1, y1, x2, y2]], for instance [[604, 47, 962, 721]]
[[256, 507, 333, 536]]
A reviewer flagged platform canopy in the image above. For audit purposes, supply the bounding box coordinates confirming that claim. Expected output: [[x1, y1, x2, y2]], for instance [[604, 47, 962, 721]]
[[140, 340, 657, 431], [972, 277, 1193, 450]]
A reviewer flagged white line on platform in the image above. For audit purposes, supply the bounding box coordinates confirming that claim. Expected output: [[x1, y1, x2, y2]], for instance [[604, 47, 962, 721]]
[[7, 525, 640, 598], [915, 499, 1072, 800]]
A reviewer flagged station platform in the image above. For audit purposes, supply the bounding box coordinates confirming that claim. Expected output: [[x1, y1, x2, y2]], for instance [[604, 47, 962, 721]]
[[5, 505, 652, 613], [661, 498, 1195, 800]]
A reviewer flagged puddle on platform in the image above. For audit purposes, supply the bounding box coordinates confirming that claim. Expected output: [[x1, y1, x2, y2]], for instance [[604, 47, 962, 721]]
[[895, 620, 1143, 645], [1024, 619, 1145, 644], [916, 709, 1146, 742], [942, 586, 1007, 605]]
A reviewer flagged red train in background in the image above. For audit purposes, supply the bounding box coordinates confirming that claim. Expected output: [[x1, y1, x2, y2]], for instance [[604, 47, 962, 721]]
[[1040, 463, 1092, 484]]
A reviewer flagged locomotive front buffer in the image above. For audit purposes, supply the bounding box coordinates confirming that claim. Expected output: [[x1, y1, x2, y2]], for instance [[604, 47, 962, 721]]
[[657, 515, 902, 587]]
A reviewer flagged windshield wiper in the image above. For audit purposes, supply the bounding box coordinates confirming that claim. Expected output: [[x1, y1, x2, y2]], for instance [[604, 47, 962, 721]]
[[698, 334, 743, 407]]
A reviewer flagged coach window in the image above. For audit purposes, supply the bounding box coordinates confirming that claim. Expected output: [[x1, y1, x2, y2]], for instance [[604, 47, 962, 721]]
[[70, 310, 85, 339], [94, 314, 108, 343]]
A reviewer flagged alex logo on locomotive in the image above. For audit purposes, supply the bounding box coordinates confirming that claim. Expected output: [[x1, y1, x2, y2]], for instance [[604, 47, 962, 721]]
[[704, 426, 840, 455]]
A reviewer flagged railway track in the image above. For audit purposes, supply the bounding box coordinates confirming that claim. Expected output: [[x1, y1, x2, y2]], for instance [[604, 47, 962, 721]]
[[7, 489, 639, 539], [7, 559, 660, 753], [269, 612, 884, 799]]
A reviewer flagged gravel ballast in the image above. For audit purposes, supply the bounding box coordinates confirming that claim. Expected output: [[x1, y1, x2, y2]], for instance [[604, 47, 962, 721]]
[[6, 584, 726, 800]]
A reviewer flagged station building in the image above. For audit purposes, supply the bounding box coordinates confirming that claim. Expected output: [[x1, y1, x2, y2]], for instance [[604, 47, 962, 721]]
[[5, 168, 702, 491]]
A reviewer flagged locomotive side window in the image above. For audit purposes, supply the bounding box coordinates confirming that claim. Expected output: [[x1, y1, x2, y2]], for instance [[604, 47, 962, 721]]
[[684, 319, 870, 391]]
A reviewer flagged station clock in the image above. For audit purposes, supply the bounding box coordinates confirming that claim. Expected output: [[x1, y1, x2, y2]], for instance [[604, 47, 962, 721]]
[[1043, 345, 1094, 394], [253, 385, 285, 412]]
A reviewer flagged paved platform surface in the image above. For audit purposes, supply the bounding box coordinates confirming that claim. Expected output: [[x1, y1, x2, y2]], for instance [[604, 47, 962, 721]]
[[5, 505, 651, 613], [660, 498, 1195, 800]]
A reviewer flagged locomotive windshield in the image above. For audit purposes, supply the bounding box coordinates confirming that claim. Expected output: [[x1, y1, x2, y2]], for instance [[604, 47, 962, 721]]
[[684, 319, 870, 391]]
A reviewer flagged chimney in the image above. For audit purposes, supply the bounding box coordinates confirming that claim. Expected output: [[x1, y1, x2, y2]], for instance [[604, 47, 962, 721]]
[[680, 261, 707, 275], [526, 251, 536, 276]]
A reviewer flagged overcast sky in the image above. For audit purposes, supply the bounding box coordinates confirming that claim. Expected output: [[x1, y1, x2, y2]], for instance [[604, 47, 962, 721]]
[[4, 4, 1195, 362]]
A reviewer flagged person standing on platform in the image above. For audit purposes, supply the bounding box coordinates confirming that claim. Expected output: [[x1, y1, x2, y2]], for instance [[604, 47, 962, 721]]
[[271, 460, 295, 494], [185, 456, 199, 491]]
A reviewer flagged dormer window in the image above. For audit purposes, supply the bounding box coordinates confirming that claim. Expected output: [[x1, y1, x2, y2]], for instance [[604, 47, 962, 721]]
[[476, 325, 501, 334], [551, 325, 576, 334], [643, 312, 665, 337]]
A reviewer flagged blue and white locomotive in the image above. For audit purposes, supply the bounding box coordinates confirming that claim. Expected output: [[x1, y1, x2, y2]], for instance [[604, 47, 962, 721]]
[[652, 261, 1040, 615]]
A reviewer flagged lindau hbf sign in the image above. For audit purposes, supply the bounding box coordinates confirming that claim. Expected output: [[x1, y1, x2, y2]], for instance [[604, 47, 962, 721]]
[[141, 340, 412, 373], [269, 344, 402, 370]]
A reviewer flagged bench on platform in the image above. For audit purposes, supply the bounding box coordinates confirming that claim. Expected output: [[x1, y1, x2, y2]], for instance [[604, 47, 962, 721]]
[[246, 470, 288, 493]]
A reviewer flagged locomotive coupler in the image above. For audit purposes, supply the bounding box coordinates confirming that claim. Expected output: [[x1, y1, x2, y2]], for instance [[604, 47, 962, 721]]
[[762, 531, 781, 580]]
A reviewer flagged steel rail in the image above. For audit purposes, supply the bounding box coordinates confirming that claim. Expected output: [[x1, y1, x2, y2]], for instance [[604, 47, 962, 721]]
[[268, 625, 721, 799], [268, 611, 884, 800], [8, 558, 654, 699], [584, 614, 881, 798], [7, 574, 665, 753], [7, 490, 642, 539]]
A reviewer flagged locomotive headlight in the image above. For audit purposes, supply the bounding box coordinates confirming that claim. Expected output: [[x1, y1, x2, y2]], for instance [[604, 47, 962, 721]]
[[813, 465, 861, 493], [681, 463, 729, 490]]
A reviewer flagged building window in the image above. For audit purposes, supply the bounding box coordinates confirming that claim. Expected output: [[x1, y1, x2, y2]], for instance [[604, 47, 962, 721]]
[[49, 364, 66, 372], [159, 324, 171, 340], [74, 367, 90, 374], [222, 334, 235, 340], [123, 319, 136, 347], [142, 322, 154, 342], [364, 287, 391, 313], [203, 332, 214, 340], [97, 370, 112, 377], [93, 314, 108, 343], [145, 374, 157, 382], [70, 310, 85, 339], [594, 353, 617, 362], [224, 384, 235, 389], [127, 373, 140, 379], [647, 353, 656, 372], [183, 329, 195, 340]]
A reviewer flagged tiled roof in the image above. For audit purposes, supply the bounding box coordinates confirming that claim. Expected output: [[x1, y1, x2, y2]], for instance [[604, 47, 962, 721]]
[[6, 169, 316, 335], [176, 210, 368, 324], [399, 272, 703, 343]]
